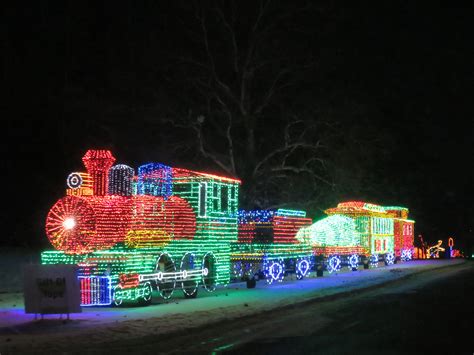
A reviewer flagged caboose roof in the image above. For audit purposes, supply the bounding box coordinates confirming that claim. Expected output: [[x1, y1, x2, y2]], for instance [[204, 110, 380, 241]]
[[326, 201, 386, 214], [325, 201, 412, 220]]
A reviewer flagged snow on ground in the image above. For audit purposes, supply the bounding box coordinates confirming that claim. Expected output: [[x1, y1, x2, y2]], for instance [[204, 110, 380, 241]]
[[0, 247, 39, 294], [0, 258, 465, 353]]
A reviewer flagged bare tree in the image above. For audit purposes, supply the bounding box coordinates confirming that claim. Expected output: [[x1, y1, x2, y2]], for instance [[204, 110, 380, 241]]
[[153, 1, 335, 211]]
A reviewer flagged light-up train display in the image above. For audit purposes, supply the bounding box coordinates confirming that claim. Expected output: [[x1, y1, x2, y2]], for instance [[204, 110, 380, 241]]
[[42, 150, 414, 306]]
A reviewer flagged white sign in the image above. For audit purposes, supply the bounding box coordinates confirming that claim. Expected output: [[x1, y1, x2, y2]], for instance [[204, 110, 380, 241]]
[[23, 264, 81, 314]]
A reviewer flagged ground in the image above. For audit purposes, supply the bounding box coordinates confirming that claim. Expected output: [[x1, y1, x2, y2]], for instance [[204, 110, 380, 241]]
[[0, 252, 470, 354]]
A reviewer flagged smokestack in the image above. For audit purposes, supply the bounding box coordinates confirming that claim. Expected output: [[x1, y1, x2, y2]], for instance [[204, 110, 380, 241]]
[[82, 150, 116, 196]]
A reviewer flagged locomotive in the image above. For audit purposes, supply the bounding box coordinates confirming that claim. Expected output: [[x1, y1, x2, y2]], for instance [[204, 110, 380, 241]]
[[43, 150, 241, 305], [42, 149, 414, 306]]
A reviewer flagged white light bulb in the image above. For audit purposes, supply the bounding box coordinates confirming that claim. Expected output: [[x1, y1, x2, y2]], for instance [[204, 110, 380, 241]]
[[63, 218, 76, 230]]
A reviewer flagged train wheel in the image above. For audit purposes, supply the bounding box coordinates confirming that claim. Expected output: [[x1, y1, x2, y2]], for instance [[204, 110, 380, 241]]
[[138, 282, 153, 306], [184, 287, 198, 299], [370, 254, 379, 268], [384, 252, 395, 266], [202, 252, 217, 292], [327, 255, 341, 273], [181, 252, 199, 298], [401, 249, 412, 262], [155, 253, 176, 299], [348, 254, 359, 271], [113, 285, 124, 306], [296, 257, 311, 280], [263, 258, 285, 284]]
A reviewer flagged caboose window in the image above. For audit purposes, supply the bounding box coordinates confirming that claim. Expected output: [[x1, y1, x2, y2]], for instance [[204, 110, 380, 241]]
[[199, 183, 207, 216]]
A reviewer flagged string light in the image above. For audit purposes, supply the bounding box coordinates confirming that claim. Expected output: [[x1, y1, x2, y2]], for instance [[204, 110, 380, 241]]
[[262, 256, 285, 284], [296, 257, 312, 279], [43, 149, 240, 304], [276, 209, 307, 217], [401, 249, 412, 261], [384, 252, 395, 265], [448, 237, 454, 258], [232, 260, 255, 280], [348, 254, 359, 270], [67, 172, 83, 189], [385, 206, 414, 259], [327, 255, 341, 273], [238, 210, 275, 224], [45, 194, 197, 254], [180, 252, 199, 297], [427, 240, 445, 258], [233, 209, 313, 282], [109, 165, 134, 196], [67, 172, 93, 196], [82, 150, 116, 196], [137, 163, 172, 198], [370, 254, 379, 267], [273, 212, 312, 244], [297, 215, 361, 256], [43, 150, 417, 306], [323, 201, 415, 260], [79, 276, 112, 306]]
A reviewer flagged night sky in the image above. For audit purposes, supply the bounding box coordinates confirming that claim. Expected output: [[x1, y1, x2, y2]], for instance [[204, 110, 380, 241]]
[[2, 2, 473, 252]]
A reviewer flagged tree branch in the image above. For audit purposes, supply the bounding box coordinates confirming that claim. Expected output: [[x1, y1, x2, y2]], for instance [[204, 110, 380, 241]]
[[194, 120, 234, 175], [214, 93, 237, 175], [253, 141, 321, 178], [214, 6, 239, 74]]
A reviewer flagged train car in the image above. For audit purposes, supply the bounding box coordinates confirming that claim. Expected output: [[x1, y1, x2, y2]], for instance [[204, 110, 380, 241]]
[[231, 209, 314, 284], [297, 201, 415, 272], [384, 206, 415, 261], [42, 150, 240, 306]]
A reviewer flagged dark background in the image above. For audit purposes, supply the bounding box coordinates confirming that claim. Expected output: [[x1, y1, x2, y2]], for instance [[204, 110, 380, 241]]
[[2, 1, 473, 252]]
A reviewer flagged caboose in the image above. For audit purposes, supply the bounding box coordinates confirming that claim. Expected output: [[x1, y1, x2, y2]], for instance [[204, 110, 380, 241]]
[[42, 150, 240, 305], [297, 201, 415, 272]]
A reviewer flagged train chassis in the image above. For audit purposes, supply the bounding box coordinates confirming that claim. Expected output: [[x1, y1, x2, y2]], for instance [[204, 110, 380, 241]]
[[231, 250, 410, 287], [109, 252, 218, 306], [93, 249, 412, 306]]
